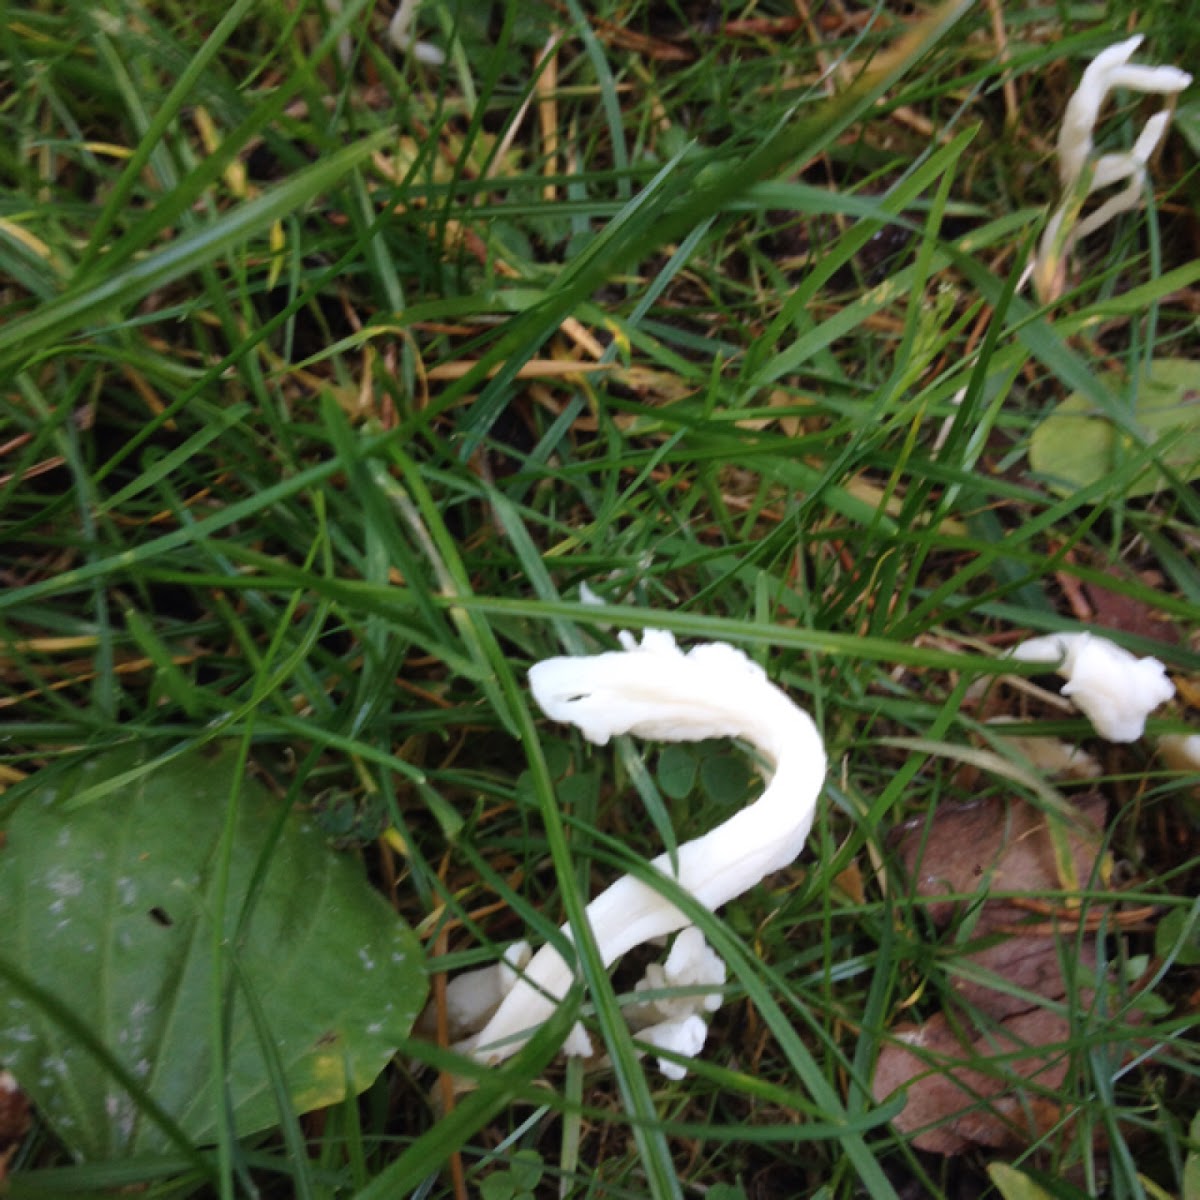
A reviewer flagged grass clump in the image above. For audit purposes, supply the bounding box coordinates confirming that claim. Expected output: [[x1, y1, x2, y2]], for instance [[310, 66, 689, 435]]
[[2, 1, 1199, 1197]]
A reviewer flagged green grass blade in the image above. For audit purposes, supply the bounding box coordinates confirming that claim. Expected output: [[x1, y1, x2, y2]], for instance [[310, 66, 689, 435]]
[[0, 130, 390, 368]]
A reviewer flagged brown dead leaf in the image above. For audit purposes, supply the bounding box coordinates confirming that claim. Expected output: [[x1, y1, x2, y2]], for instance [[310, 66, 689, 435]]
[[948, 935, 1096, 1021], [890, 793, 1107, 926], [1172, 676, 1200, 711], [874, 794, 1130, 1157], [833, 860, 866, 906], [1083, 570, 1180, 645], [873, 1009, 1074, 1154]]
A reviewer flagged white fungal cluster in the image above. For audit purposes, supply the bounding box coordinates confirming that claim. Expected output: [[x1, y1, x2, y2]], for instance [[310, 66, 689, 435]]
[[441, 941, 532, 1041], [387, 0, 445, 65], [1032, 36, 1192, 299], [448, 629, 827, 1078], [625, 926, 727, 1080], [1011, 631, 1174, 743], [431, 619, 1178, 1080]]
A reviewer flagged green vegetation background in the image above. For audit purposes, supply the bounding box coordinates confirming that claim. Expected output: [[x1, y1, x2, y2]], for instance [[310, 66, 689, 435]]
[[1, 1, 1198, 1197]]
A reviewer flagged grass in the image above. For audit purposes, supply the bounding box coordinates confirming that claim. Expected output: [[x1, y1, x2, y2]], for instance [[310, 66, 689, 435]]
[[2, 0, 1199, 1196]]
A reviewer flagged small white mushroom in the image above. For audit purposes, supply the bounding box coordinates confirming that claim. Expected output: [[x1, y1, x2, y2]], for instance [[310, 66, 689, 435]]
[[457, 629, 826, 1069], [1011, 631, 1174, 742], [635, 1014, 709, 1082], [440, 941, 531, 1040], [1055, 37, 1191, 190], [387, 0, 446, 66], [1158, 732, 1200, 772], [1031, 36, 1191, 299], [629, 926, 726, 1025]]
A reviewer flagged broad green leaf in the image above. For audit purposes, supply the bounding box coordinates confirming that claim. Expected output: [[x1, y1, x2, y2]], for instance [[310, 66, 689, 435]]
[[657, 745, 698, 802], [1157, 905, 1200, 967], [699, 751, 755, 807], [1029, 358, 1200, 498], [0, 742, 426, 1160]]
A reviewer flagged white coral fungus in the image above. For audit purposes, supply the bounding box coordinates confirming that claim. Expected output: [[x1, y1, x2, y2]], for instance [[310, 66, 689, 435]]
[[1012, 631, 1174, 742], [636, 1015, 709, 1082], [454, 629, 826, 1076], [441, 941, 531, 1040], [625, 926, 726, 1076], [387, 0, 445, 65], [1032, 36, 1191, 300], [1159, 732, 1200, 772], [630, 926, 726, 1025]]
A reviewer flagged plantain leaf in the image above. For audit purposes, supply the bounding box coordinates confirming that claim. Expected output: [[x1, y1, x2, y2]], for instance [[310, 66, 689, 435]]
[[0, 742, 426, 1160], [1029, 358, 1200, 498]]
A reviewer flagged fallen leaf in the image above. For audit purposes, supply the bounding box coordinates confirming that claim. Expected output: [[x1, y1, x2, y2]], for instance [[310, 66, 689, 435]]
[[889, 793, 1108, 926], [874, 1009, 1073, 1154], [874, 794, 1130, 1157], [949, 936, 1097, 1022], [1082, 569, 1180, 645], [833, 860, 866, 906]]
